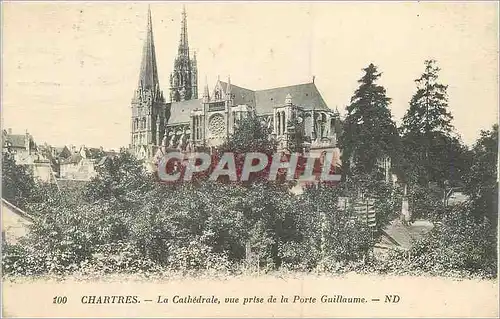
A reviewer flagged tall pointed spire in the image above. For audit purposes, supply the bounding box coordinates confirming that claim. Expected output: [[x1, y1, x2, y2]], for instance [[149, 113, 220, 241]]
[[178, 4, 189, 57], [138, 5, 159, 90], [131, 5, 167, 159], [170, 5, 197, 102]]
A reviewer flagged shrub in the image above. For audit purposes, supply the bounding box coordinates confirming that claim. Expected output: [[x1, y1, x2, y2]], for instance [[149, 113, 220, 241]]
[[166, 240, 232, 272], [79, 242, 159, 275]]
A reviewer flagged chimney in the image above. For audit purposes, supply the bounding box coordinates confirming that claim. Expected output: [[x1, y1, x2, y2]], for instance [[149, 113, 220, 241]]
[[8, 128, 12, 134], [401, 184, 411, 224]]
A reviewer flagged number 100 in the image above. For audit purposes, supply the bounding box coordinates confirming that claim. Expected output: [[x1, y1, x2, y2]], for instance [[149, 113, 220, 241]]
[[53, 296, 67, 304]]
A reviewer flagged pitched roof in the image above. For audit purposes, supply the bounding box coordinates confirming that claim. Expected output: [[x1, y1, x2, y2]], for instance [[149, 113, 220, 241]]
[[61, 152, 83, 164], [166, 82, 331, 125], [381, 219, 434, 250], [168, 98, 203, 124], [5, 134, 27, 148], [2, 198, 34, 244], [219, 81, 256, 107], [1, 198, 35, 223], [255, 82, 329, 114]]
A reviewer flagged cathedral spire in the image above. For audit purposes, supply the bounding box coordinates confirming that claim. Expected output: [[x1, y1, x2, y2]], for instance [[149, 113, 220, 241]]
[[203, 76, 210, 103], [178, 4, 189, 57], [170, 5, 197, 102], [138, 5, 159, 91], [226, 75, 232, 99]]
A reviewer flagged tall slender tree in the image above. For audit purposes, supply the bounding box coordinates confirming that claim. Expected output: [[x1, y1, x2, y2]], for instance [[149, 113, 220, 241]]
[[400, 60, 469, 185], [401, 60, 453, 136], [339, 63, 399, 178]]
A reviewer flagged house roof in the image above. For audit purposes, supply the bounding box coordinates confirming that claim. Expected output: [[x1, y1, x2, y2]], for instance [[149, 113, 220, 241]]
[[61, 152, 83, 164], [167, 81, 331, 125], [4, 134, 28, 148], [1, 198, 35, 223], [381, 219, 434, 250], [2, 198, 34, 244]]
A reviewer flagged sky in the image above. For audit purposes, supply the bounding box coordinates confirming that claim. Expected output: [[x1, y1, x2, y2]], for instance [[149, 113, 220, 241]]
[[2, 1, 498, 150]]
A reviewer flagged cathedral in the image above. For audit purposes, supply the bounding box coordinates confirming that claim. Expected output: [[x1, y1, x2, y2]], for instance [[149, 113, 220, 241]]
[[130, 6, 342, 164]]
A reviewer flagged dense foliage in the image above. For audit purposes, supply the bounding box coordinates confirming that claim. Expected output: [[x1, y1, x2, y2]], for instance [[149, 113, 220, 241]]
[[2, 152, 39, 209], [399, 60, 472, 186], [2, 62, 497, 279], [339, 63, 400, 177], [465, 124, 499, 223]]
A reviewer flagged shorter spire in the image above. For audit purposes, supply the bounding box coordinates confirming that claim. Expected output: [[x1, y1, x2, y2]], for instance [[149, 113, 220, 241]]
[[178, 4, 189, 56], [226, 75, 232, 98], [203, 75, 210, 103]]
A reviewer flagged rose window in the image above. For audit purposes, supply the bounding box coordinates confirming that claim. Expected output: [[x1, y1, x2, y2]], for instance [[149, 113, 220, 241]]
[[209, 114, 225, 137]]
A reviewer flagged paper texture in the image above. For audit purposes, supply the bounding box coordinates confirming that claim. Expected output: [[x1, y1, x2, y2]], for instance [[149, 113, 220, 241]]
[[2, 2, 498, 318]]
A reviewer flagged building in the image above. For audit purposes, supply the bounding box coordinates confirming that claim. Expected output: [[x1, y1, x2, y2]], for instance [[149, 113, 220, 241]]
[[57, 145, 105, 180], [2, 128, 58, 184], [2, 128, 38, 164], [2, 198, 34, 244], [129, 6, 342, 163]]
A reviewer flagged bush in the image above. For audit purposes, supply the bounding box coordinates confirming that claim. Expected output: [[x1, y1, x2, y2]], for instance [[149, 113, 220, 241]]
[[3, 127, 496, 279], [166, 240, 232, 272], [373, 203, 497, 278], [279, 241, 320, 271], [79, 242, 159, 275], [2, 242, 46, 276], [408, 183, 444, 221]]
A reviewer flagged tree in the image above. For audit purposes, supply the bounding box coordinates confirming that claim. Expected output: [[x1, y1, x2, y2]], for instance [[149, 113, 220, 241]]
[[339, 63, 400, 177], [279, 184, 372, 270], [83, 150, 154, 202], [286, 113, 307, 153], [408, 204, 497, 277], [221, 114, 277, 155], [218, 114, 281, 185], [1, 152, 38, 208], [401, 60, 454, 136], [399, 60, 469, 185], [465, 124, 498, 222]]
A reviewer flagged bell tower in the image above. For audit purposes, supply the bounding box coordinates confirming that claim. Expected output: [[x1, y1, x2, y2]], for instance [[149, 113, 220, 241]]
[[130, 6, 167, 158], [169, 5, 198, 102]]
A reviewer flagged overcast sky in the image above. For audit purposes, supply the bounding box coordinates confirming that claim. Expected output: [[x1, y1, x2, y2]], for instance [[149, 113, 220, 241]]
[[2, 2, 498, 149]]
